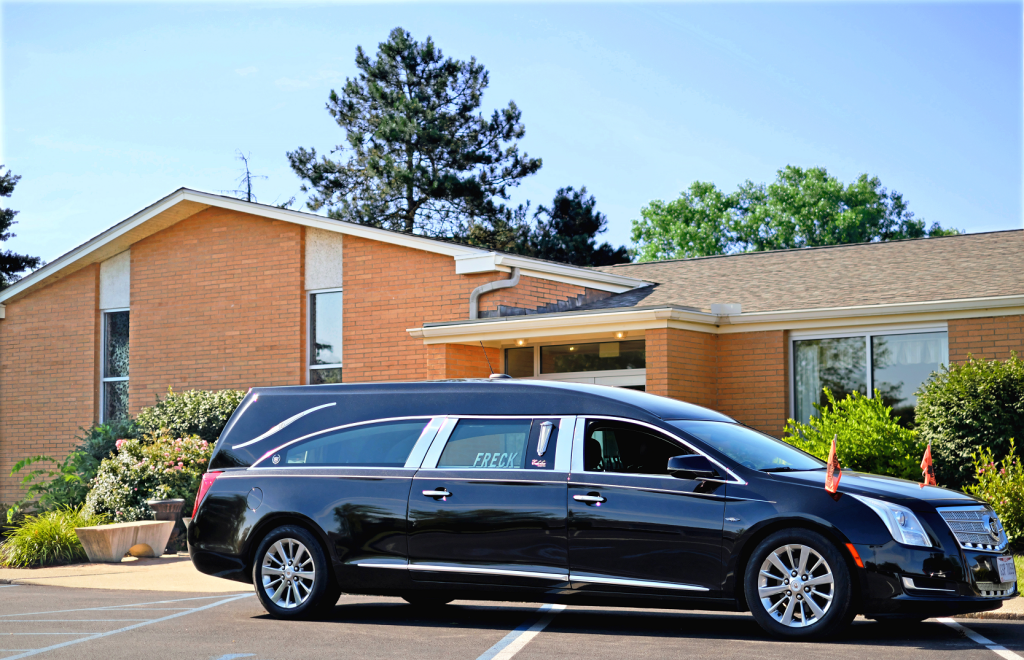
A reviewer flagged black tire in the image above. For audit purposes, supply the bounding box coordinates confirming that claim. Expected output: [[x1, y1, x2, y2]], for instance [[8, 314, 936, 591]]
[[744, 529, 856, 640], [402, 593, 454, 608], [252, 525, 340, 619]]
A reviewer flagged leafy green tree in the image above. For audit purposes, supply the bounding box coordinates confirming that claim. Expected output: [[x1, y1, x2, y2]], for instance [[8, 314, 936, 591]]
[[631, 165, 960, 262], [288, 27, 541, 238], [0, 166, 43, 289]]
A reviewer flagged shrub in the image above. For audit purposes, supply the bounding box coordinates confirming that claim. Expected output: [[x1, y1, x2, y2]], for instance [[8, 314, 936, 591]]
[[783, 388, 925, 481], [135, 388, 245, 442], [965, 439, 1024, 547], [0, 506, 108, 567], [78, 419, 139, 464], [916, 353, 1024, 491], [84, 434, 213, 522]]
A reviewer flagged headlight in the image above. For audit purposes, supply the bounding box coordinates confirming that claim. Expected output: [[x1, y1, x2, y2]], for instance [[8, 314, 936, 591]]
[[850, 494, 932, 548]]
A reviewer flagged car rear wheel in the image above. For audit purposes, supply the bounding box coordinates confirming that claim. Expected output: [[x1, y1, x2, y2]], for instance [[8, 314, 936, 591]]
[[252, 525, 340, 619], [744, 529, 855, 640]]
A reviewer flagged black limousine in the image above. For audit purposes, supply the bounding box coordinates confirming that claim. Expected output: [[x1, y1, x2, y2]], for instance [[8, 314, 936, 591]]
[[188, 379, 1015, 640]]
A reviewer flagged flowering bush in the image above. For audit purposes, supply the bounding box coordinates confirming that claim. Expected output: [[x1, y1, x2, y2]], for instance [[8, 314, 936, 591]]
[[84, 434, 212, 523], [966, 439, 1024, 547]]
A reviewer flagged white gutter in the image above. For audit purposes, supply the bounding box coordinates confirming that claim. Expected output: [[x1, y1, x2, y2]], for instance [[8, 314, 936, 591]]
[[408, 294, 1024, 344]]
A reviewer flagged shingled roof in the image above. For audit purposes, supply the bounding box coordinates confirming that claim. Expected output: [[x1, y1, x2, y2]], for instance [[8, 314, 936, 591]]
[[589, 230, 1024, 314]]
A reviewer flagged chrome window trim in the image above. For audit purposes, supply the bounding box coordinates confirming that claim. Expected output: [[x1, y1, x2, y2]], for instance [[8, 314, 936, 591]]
[[553, 417, 575, 473], [570, 572, 709, 592], [901, 576, 955, 593], [223, 472, 414, 479], [250, 416, 434, 468], [419, 416, 576, 473], [409, 563, 569, 581], [570, 415, 746, 485], [413, 474, 569, 485], [232, 402, 337, 449], [404, 417, 446, 469]]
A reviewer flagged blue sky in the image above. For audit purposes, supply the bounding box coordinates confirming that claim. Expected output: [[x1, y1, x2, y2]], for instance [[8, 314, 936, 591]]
[[3, 2, 1021, 265]]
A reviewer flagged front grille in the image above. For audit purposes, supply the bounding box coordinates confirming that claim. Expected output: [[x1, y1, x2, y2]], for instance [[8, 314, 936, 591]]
[[936, 506, 1008, 553], [976, 582, 1016, 598]]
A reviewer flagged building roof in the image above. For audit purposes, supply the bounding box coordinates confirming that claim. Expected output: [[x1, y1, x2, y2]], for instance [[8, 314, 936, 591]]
[[0, 188, 647, 308], [590, 230, 1024, 313]]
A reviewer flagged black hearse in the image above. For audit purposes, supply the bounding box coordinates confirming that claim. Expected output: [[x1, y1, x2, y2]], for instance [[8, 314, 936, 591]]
[[188, 379, 1015, 639]]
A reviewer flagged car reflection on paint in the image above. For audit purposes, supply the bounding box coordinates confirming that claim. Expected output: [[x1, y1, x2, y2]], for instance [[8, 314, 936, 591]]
[[188, 379, 1016, 640]]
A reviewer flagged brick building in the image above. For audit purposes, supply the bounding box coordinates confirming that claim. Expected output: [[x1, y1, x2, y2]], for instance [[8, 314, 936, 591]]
[[1, 188, 1022, 500]]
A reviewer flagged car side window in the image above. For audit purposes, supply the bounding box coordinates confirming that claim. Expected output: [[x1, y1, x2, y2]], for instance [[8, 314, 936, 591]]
[[437, 419, 533, 469], [275, 419, 429, 467], [584, 421, 695, 476]]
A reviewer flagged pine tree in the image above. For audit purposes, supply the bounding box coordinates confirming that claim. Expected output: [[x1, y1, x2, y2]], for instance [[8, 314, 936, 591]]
[[527, 186, 630, 267], [0, 166, 43, 290]]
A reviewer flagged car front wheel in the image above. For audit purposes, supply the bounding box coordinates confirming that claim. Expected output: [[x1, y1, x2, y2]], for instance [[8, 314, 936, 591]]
[[252, 525, 339, 619], [744, 529, 855, 640]]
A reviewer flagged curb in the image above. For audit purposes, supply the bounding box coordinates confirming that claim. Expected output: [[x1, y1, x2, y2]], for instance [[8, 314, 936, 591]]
[[961, 611, 1024, 621]]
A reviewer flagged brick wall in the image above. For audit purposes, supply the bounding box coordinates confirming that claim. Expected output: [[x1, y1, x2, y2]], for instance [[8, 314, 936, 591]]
[[948, 315, 1024, 363], [129, 207, 305, 410], [0, 266, 100, 501], [716, 330, 788, 438], [427, 344, 500, 379], [342, 234, 596, 382], [646, 328, 717, 409]]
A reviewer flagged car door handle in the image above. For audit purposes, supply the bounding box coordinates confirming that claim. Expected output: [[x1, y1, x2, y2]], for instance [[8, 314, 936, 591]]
[[422, 489, 451, 499], [574, 494, 606, 504]]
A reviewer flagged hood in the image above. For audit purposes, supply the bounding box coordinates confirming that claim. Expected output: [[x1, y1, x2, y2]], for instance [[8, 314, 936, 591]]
[[769, 469, 983, 508]]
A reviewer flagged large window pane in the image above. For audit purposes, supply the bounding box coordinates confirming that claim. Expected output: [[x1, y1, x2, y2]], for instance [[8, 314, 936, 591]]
[[104, 311, 129, 378], [872, 332, 948, 426], [310, 368, 344, 385], [103, 380, 129, 422], [279, 419, 428, 467], [793, 337, 866, 423], [540, 340, 645, 374], [311, 291, 343, 366], [504, 347, 533, 378], [437, 419, 532, 469]]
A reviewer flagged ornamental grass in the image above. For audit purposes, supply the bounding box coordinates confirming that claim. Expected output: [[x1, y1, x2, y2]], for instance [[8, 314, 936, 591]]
[[0, 505, 108, 568]]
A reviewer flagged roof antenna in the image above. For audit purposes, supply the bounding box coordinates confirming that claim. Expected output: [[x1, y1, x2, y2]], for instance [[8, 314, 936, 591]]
[[480, 341, 495, 375]]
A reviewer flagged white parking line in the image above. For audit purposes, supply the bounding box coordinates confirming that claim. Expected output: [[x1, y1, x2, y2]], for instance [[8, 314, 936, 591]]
[[476, 604, 566, 660], [0, 594, 249, 618], [1, 593, 253, 660], [939, 618, 1024, 660]]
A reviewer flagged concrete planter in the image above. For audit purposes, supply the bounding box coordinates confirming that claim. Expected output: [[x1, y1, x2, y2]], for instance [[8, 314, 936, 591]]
[[147, 498, 186, 553], [74, 521, 175, 563]]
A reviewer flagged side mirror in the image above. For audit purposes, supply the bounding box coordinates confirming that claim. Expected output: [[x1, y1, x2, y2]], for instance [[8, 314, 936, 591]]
[[668, 454, 719, 480]]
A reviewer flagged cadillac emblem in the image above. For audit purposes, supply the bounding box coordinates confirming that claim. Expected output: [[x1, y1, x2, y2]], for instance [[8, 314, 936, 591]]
[[272, 453, 281, 465], [982, 514, 1004, 543]]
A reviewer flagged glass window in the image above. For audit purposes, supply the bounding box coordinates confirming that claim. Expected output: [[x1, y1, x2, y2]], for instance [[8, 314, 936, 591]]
[[872, 332, 948, 426], [310, 291, 343, 384], [584, 421, 693, 475], [671, 421, 824, 472], [504, 347, 534, 378], [277, 419, 428, 467], [540, 340, 645, 374], [793, 337, 867, 425], [102, 311, 129, 421], [437, 419, 532, 469]]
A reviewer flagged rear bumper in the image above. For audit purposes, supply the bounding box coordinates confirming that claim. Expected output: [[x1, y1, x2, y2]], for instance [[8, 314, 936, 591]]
[[188, 545, 250, 584]]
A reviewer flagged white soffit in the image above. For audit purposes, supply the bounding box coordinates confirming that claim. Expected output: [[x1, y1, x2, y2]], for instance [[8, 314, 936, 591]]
[[99, 250, 131, 310], [0, 188, 647, 304]]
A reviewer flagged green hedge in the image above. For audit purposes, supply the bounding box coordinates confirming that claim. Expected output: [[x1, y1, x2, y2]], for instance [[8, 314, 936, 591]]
[[783, 388, 925, 481], [135, 388, 245, 442], [916, 353, 1024, 491]]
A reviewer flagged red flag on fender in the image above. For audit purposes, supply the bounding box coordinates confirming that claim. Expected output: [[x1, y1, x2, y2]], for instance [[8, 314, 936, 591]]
[[920, 443, 937, 488], [825, 434, 842, 494]]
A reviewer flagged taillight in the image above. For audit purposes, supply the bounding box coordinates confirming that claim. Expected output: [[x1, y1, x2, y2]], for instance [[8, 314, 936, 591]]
[[193, 471, 223, 516]]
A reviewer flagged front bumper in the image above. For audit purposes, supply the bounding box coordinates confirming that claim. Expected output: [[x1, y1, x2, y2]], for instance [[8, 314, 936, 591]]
[[855, 541, 1016, 617]]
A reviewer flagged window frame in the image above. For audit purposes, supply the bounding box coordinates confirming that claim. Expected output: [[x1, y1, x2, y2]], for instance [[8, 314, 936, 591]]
[[501, 339, 647, 388], [788, 322, 949, 421], [307, 287, 344, 384], [100, 308, 130, 423]]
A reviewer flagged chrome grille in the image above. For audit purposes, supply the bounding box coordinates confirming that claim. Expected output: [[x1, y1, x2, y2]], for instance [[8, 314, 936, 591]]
[[936, 506, 1008, 553]]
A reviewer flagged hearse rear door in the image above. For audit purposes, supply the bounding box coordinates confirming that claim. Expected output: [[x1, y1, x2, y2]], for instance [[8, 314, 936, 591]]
[[406, 416, 573, 588]]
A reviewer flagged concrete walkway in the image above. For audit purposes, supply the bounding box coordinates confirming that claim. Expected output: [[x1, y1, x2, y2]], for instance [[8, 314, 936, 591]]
[[0, 554, 252, 593]]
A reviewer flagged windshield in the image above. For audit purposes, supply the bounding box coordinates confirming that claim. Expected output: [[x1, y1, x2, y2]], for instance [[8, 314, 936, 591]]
[[669, 421, 825, 472]]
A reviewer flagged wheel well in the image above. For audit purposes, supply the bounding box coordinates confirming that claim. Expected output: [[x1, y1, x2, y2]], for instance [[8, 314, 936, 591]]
[[733, 518, 862, 612], [245, 514, 337, 581]]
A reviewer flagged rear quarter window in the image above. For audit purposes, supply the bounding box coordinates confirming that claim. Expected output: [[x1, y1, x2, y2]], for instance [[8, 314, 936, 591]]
[[437, 419, 533, 469], [265, 419, 429, 467]]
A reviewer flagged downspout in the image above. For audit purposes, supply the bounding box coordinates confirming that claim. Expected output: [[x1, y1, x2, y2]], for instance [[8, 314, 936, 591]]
[[469, 267, 521, 320]]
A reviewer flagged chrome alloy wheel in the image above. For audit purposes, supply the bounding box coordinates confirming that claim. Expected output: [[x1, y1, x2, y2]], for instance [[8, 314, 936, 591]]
[[261, 538, 316, 609], [757, 543, 835, 628]]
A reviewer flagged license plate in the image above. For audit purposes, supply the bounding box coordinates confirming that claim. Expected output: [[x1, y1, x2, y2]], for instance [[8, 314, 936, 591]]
[[997, 556, 1017, 583]]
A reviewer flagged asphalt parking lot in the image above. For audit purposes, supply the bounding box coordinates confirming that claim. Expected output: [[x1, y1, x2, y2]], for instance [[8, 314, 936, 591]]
[[2, 584, 1024, 660]]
